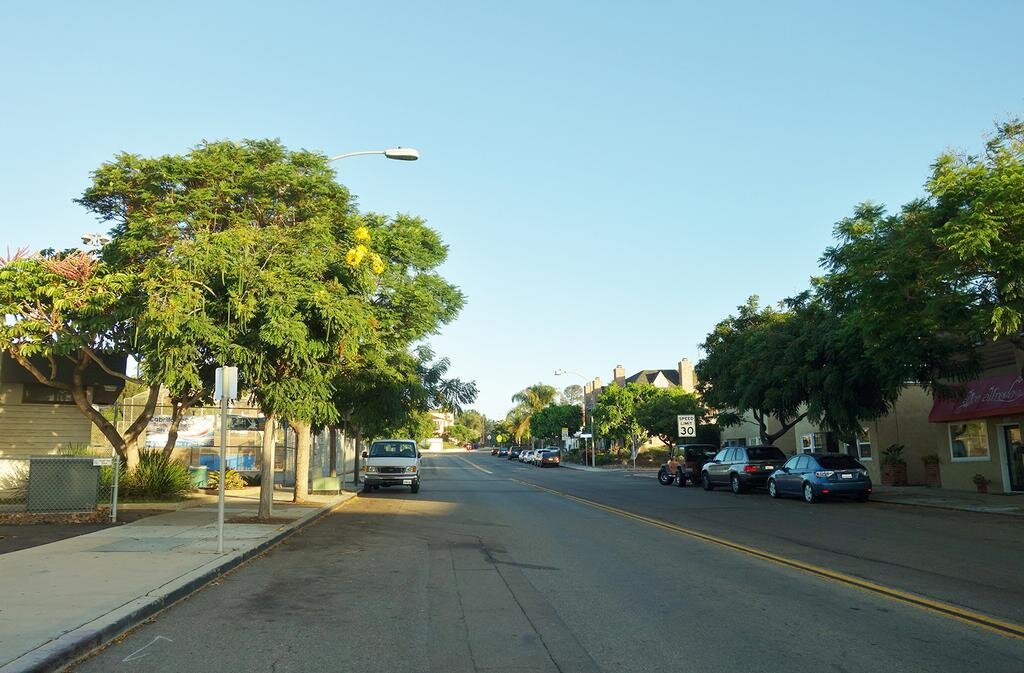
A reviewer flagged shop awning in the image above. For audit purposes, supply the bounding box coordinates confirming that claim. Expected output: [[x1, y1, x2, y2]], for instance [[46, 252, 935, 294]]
[[928, 373, 1024, 422]]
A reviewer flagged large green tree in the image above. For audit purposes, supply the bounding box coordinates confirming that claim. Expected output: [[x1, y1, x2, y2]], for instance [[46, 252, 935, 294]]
[[529, 403, 582, 444], [593, 383, 656, 458], [635, 387, 705, 448], [0, 250, 162, 465], [696, 296, 808, 444]]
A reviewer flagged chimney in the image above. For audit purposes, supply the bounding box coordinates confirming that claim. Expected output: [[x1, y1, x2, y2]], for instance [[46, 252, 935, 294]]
[[678, 358, 695, 393], [613, 365, 625, 386]]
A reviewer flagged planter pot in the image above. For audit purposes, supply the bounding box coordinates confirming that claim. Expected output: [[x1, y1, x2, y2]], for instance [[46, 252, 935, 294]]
[[881, 462, 908, 486], [923, 463, 941, 488], [976, 482, 989, 494]]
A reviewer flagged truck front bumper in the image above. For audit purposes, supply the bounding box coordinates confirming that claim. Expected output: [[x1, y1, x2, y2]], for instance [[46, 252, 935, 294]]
[[363, 474, 418, 486]]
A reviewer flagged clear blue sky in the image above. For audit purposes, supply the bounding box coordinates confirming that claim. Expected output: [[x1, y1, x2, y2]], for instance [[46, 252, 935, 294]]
[[1, 1, 1022, 419]]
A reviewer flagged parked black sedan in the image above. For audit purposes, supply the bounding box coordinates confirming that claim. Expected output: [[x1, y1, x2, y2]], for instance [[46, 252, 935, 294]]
[[702, 445, 787, 494], [768, 453, 872, 503], [508, 447, 522, 460]]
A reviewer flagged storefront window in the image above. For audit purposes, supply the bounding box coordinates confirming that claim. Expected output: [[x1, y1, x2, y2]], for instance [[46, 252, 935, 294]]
[[949, 422, 989, 461]]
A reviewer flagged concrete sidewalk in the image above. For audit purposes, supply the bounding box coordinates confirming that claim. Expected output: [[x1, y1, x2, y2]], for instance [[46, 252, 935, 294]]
[[0, 489, 354, 673], [871, 484, 1024, 516]]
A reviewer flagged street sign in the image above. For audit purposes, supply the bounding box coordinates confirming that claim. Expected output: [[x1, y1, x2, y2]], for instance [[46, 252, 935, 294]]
[[579, 433, 593, 439], [677, 414, 696, 438], [561, 427, 569, 440], [214, 366, 238, 401], [92, 457, 113, 467]]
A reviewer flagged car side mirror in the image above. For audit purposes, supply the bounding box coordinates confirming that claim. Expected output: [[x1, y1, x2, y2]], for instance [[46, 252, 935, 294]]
[[780, 467, 790, 473], [361, 451, 368, 458], [417, 451, 422, 458]]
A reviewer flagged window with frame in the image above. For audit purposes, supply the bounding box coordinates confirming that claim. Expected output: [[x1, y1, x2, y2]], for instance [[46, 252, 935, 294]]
[[22, 384, 75, 405], [844, 428, 872, 460], [948, 422, 989, 460]]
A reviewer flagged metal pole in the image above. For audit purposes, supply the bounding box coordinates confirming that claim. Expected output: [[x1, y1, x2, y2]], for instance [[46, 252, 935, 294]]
[[217, 368, 228, 554], [111, 452, 119, 523]]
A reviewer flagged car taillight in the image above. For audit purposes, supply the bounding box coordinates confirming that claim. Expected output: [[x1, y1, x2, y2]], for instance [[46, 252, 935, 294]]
[[743, 465, 758, 473], [814, 470, 835, 478]]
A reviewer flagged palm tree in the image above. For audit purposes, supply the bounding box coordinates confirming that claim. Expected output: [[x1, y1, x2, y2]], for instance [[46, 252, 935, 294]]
[[508, 383, 558, 443]]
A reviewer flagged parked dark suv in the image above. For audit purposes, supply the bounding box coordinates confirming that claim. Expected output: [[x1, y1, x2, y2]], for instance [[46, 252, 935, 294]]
[[702, 445, 787, 494]]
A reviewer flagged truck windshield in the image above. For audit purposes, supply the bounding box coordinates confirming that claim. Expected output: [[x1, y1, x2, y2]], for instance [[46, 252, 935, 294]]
[[369, 442, 417, 458]]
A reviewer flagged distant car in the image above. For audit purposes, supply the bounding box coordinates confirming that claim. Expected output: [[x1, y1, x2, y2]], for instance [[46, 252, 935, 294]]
[[520, 449, 534, 463], [702, 445, 787, 494], [464, 443, 473, 451], [497, 447, 510, 457], [491, 447, 499, 456], [508, 447, 522, 460], [769, 453, 872, 503], [538, 449, 561, 467], [657, 444, 719, 487]]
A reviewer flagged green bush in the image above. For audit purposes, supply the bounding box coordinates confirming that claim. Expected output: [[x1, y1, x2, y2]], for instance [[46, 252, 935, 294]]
[[206, 469, 246, 490], [122, 450, 192, 500]]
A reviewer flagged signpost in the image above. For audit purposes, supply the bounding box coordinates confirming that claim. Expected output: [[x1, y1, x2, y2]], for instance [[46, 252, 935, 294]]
[[677, 414, 696, 439], [214, 366, 238, 554]]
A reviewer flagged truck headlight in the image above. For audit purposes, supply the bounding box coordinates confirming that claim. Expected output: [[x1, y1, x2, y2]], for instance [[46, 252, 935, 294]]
[[364, 466, 377, 473], [407, 466, 417, 473]]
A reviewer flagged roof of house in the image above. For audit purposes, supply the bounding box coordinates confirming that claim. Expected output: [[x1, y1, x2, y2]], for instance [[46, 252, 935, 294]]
[[625, 369, 681, 386]]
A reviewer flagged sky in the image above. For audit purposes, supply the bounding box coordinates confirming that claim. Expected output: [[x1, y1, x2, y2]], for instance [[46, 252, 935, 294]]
[[1, 1, 1022, 419]]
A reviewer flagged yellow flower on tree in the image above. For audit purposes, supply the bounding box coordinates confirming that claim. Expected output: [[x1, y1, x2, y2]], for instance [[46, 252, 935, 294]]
[[345, 244, 368, 267], [354, 226, 371, 242], [370, 253, 385, 275]]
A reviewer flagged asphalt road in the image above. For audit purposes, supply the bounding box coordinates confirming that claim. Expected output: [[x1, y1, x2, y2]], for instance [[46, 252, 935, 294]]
[[69, 453, 1024, 673]]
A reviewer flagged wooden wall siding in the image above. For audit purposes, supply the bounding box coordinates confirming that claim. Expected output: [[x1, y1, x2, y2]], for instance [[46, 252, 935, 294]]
[[0, 384, 93, 458]]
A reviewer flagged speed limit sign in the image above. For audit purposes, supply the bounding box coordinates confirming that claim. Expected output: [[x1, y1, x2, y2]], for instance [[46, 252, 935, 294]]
[[677, 414, 696, 438]]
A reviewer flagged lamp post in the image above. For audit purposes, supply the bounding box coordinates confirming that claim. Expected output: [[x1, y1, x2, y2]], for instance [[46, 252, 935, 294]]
[[327, 147, 420, 163], [324, 146, 419, 491], [555, 369, 595, 468]]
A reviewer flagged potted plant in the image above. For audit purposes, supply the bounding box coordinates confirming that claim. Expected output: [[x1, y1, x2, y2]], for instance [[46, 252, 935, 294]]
[[972, 473, 990, 494], [921, 453, 942, 487], [880, 444, 908, 486]]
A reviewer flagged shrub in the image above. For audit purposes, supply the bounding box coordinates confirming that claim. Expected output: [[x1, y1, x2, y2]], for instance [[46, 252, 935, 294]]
[[206, 469, 246, 490], [122, 450, 192, 500]]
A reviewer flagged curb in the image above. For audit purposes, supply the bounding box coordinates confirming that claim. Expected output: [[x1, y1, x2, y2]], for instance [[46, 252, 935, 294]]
[[869, 495, 1024, 518], [0, 494, 356, 673]]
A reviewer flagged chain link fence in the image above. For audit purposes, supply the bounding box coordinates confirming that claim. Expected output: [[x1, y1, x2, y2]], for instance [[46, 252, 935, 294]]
[[0, 454, 120, 517]]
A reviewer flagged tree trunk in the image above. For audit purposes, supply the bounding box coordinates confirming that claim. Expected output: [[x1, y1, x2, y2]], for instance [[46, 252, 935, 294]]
[[329, 427, 338, 477], [354, 425, 363, 485], [258, 412, 277, 519], [162, 401, 186, 458], [292, 419, 311, 503]]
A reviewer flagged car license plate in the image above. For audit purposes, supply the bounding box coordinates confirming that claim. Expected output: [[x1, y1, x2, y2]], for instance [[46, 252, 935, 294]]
[[402, 479, 412, 485], [841, 473, 853, 479], [763, 465, 774, 471]]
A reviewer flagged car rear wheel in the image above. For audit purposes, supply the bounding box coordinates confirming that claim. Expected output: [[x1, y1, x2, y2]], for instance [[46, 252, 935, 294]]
[[768, 479, 779, 498], [657, 468, 673, 485], [676, 469, 687, 487], [702, 472, 714, 491], [803, 482, 817, 503], [730, 474, 745, 494]]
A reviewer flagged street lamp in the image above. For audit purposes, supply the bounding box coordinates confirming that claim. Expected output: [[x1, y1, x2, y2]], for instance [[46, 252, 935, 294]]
[[555, 368, 596, 468], [327, 147, 420, 163], [325, 146, 418, 489]]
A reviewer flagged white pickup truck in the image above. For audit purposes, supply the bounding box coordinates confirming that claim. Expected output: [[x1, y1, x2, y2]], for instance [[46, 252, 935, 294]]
[[361, 439, 421, 494]]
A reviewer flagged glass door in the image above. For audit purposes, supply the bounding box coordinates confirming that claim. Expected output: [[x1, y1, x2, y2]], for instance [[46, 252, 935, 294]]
[[1005, 425, 1023, 492]]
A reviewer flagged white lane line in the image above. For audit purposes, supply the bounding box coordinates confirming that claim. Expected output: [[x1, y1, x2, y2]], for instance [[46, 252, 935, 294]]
[[123, 636, 173, 663]]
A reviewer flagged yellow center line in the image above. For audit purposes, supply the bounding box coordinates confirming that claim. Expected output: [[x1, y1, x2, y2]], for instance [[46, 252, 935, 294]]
[[511, 478, 1024, 641]]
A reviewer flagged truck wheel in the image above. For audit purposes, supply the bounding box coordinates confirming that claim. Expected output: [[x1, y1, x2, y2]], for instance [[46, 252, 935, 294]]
[[361, 483, 372, 495], [410, 481, 420, 494], [676, 469, 687, 487], [657, 468, 673, 485]]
